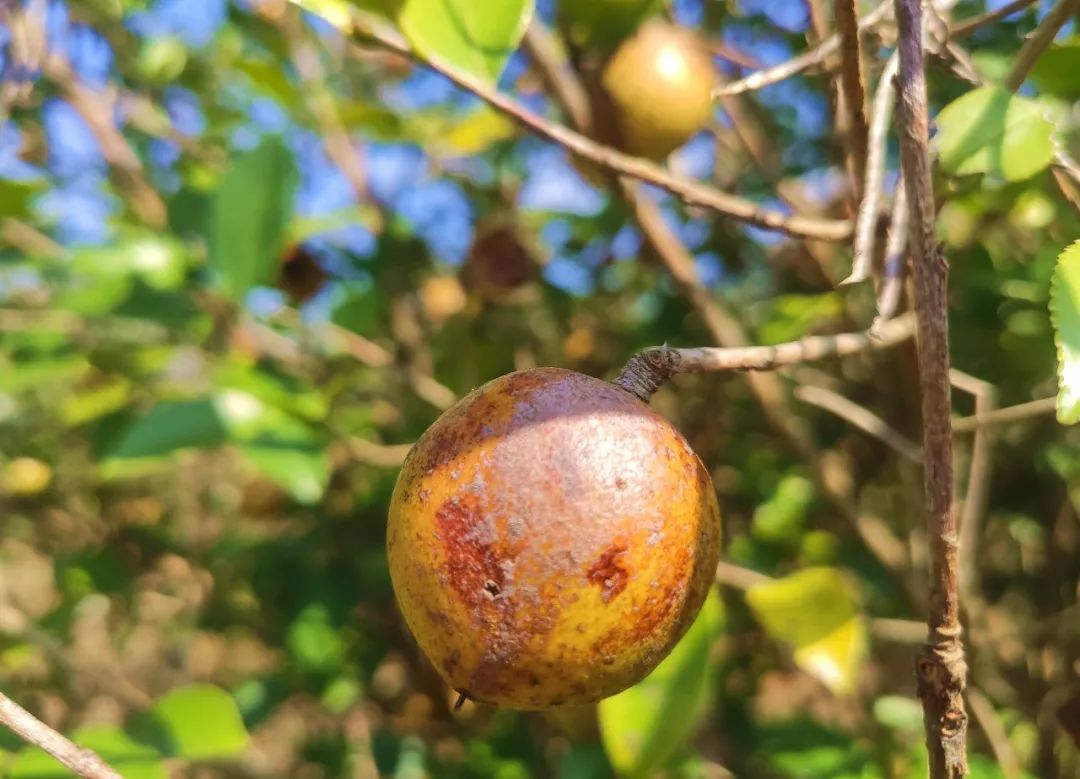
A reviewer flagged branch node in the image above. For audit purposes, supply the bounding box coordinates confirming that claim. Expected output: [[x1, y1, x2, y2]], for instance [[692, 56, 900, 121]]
[[612, 347, 682, 402]]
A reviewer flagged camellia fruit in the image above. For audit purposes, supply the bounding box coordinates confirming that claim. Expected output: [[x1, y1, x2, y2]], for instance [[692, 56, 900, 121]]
[[387, 368, 721, 709], [600, 21, 715, 160]]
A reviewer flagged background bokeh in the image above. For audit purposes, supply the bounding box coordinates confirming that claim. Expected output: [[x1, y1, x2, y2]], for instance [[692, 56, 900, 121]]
[[1, 0, 1079, 776]]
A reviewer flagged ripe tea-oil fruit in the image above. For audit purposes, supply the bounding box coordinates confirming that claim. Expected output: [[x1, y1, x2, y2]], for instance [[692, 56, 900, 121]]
[[387, 368, 721, 709]]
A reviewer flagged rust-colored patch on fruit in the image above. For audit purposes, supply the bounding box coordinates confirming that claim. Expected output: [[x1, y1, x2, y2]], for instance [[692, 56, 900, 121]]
[[435, 494, 504, 609], [587, 544, 629, 603]]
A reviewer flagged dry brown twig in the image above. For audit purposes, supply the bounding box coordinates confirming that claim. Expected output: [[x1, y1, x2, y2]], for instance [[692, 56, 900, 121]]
[[834, 0, 871, 199], [712, 1, 893, 98], [0, 692, 121, 779], [794, 383, 923, 463], [846, 53, 899, 286], [892, 0, 968, 773], [344, 14, 851, 242]]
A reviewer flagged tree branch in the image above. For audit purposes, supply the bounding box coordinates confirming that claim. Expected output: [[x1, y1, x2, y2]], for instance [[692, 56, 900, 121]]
[[794, 383, 923, 463], [712, 1, 892, 97], [846, 53, 899, 285], [892, 0, 967, 775], [0, 692, 121, 779], [950, 0, 1038, 38], [344, 14, 851, 242], [612, 313, 915, 401], [951, 396, 1056, 433], [1003, 0, 1079, 93], [834, 0, 871, 199]]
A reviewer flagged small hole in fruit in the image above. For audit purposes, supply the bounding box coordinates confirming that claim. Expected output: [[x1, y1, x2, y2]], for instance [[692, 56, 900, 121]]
[[483, 580, 501, 598]]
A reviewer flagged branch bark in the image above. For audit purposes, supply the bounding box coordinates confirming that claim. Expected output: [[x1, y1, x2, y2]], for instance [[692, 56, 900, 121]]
[[892, 0, 967, 775], [345, 15, 851, 242], [834, 0, 870, 199], [0, 692, 121, 779]]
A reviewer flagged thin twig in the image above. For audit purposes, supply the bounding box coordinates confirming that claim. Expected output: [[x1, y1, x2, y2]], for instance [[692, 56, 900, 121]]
[[873, 183, 910, 328], [893, 0, 967, 774], [613, 313, 916, 400], [284, 10, 377, 215], [834, 0, 871, 199], [1003, 0, 1079, 93], [0, 692, 121, 779], [950, 370, 997, 610], [951, 396, 1057, 433], [712, 1, 892, 97], [951, 0, 1038, 38], [965, 688, 1022, 779], [343, 13, 851, 242], [39, 50, 166, 229], [794, 384, 923, 463], [846, 53, 899, 285]]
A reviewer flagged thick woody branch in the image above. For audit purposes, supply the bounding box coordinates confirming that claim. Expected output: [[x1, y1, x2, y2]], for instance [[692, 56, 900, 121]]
[[893, 0, 967, 775], [0, 692, 121, 779], [612, 313, 915, 402], [343, 15, 851, 242]]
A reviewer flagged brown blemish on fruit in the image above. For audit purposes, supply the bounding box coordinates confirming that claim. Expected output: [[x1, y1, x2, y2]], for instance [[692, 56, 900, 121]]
[[587, 544, 629, 603], [436, 495, 505, 611]]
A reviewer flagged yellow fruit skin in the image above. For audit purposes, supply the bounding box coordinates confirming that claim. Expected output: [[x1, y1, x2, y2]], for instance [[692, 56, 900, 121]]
[[600, 22, 715, 160], [387, 368, 721, 710]]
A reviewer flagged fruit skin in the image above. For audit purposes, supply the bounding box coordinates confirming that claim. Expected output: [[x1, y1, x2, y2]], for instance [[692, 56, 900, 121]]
[[387, 368, 721, 710], [599, 21, 715, 160]]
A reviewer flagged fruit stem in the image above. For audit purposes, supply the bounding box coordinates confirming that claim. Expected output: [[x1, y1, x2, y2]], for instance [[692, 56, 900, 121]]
[[611, 347, 682, 402]]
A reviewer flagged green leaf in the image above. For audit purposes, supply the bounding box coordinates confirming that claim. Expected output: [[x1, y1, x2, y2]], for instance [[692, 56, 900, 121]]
[[9, 726, 165, 779], [1031, 36, 1080, 101], [1050, 240, 1080, 424], [207, 137, 296, 301], [752, 474, 815, 545], [745, 567, 867, 695], [107, 399, 229, 460], [434, 106, 518, 156], [398, 0, 533, 83], [0, 178, 44, 223], [873, 695, 923, 732], [239, 442, 330, 504], [145, 684, 250, 760], [935, 85, 1056, 182], [598, 592, 722, 778]]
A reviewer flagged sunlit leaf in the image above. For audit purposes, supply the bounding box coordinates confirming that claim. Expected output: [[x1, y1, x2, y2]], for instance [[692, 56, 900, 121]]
[[144, 684, 250, 760], [9, 726, 165, 779], [873, 695, 923, 732], [752, 474, 815, 545], [1050, 240, 1080, 424], [435, 106, 518, 156], [207, 137, 297, 301], [598, 592, 722, 778], [0, 178, 44, 223], [935, 86, 1056, 182], [745, 567, 867, 694], [61, 376, 132, 426], [398, 0, 533, 83]]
